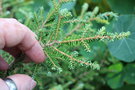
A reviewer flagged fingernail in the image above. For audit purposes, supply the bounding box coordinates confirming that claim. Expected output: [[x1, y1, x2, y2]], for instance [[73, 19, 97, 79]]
[[31, 80, 36, 89]]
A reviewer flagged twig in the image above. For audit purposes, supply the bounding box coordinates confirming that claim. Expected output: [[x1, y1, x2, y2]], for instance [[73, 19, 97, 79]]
[[45, 35, 111, 46], [55, 16, 62, 39], [60, 35, 111, 44], [44, 49, 59, 68], [52, 46, 92, 66], [64, 18, 98, 39]]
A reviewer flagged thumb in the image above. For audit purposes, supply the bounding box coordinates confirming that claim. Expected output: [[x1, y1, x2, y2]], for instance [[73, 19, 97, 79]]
[[7, 74, 36, 90]]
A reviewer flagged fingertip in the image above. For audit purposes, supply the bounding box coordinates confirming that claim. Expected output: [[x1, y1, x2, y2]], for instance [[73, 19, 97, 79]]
[[31, 79, 37, 89], [0, 64, 9, 71], [25, 42, 46, 63], [0, 56, 9, 71]]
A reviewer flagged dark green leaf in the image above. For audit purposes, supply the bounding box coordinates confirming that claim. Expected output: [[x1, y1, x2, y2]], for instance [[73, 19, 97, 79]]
[[123, 64, 135, 84], [108, 15, 135, 62], [107, 0, 135, 14], [107, 73, 123, 89]]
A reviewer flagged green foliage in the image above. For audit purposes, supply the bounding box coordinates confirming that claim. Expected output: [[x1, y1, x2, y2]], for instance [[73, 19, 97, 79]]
[[108, 15, 135, 62], [26, 0, 129, 72], [106, 64, 135, 89], [107, 0, 135, 14], [123, 64, 135, 84], [92, 0, 102, 3], [116, 85, 135, 90], [106, 63, 123, 89], [0, 0, 134, 90]]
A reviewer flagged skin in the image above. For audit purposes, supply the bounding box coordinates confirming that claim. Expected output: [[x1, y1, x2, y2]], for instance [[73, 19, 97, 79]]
[[0, 18, 46, 90]]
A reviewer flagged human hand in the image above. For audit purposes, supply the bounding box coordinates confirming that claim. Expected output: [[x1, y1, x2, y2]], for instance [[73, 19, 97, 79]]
[[0, 74, 37, 90], [0, 18, 46, 90]]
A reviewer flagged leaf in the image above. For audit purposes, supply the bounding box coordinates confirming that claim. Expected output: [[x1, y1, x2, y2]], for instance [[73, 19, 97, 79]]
[[107, 73, 123, 89], [106, 0, 135, 14], [106, 63, 124, 89], [115, 85, 135, 90], [108, 15, 135, 62], [107, 64, 135, 89], [108, 63, 123, 72], [123, 64, 135, 84]]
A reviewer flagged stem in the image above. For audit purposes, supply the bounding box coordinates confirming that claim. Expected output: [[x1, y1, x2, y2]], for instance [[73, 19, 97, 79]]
[[44, 23, 54, 27], [52, 46, 92, 66], [60, 0, 72, 3], [44, 49, 59, 68], [60, 35, 111, 44], [64, 18, 98, 39], [64, 19, 86, 23], [45, 35, 111, 46], [55, 15, 62, 39]]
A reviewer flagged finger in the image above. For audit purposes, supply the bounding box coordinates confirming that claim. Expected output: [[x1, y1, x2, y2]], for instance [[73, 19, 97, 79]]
[[18, 30, 45, 63], [0, 56, 9, 71], [0, 19, 46, 63], [1, 19, 27, 47], [7, 74, 36, 90], [0, 78, 9, 90]]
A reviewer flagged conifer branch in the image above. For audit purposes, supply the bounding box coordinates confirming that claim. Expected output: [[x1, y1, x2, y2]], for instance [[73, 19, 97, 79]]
[[64, 19, 87, 23], [64, 3, 88, 39], [81, 27, 91, 52], [40, 10, 55, 28], [43, 17, 106, 28], [49, 32, 55, 42], [81, 40, 91, 52], [64, 18, 95, 39], [60, 0, 75, 3], [44, 49, 59, 68], [44, 23, 54, 27], [52, 46, 92, 66], [55, 16, 62, 39], [60, 35, 111, 44], [45, 35, 110, 46]]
